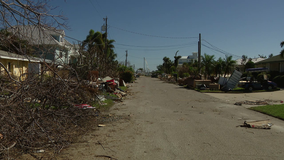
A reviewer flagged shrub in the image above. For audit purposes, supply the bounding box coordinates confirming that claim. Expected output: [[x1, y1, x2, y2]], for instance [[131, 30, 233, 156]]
[[257, 72, 270, 83], [120, 70, 134, 83], [183, 73, 190, 78], [273, 75, 284, 88]]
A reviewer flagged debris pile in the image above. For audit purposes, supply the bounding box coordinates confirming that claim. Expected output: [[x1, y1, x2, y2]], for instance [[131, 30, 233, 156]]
[[237, 120, 273, 129], [0, 72, 130, 159], [234, 100, 270, 106]]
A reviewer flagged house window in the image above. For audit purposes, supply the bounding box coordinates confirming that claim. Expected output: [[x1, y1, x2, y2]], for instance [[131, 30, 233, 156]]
[[59, 51, 63, 58], [8, 62, 11, 72]]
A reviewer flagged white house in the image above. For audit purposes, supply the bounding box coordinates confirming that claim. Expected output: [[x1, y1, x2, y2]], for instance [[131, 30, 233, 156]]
[[235, 57, 266, 72], [178, 52, 198, 65], [8, 25, 79, 65]]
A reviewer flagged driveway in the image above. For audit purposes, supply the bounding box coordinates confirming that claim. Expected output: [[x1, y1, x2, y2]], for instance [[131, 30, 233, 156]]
[[205, 90, 284, 106]]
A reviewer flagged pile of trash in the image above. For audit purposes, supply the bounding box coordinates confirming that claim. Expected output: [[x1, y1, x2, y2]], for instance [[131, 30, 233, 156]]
[[237, 120, 273, 129], [234, 100, 269, 106]]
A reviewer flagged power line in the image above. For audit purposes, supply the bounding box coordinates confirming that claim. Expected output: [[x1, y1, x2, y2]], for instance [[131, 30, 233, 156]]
[[88, 0, 102, 18], [115, 44, 195, 51], [202, 44, 241, 58], [202, 39, 240, 58], [114, 42, 196, 48], [128, 55, 161, 60], [201, 44, 224, 57], [109, 25, 198, 39]]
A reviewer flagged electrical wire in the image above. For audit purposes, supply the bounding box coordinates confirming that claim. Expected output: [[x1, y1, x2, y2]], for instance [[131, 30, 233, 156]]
[[114, 42, 196, 48], [88, 0, 103, 18], [128, 55, 161, 60], [115, 44, 195, 51], [109, 25, 198, 39], [202, 44, 240, 58], [202, 39, 241, 58]]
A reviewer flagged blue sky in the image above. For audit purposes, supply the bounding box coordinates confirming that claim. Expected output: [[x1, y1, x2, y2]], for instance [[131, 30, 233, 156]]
[[49, 0, 284, 71]]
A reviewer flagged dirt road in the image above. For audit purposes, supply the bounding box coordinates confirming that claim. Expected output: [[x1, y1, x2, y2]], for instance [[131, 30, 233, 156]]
[[58, 77, 284, 160]]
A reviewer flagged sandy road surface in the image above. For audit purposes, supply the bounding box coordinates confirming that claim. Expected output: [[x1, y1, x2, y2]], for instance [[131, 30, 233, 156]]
[[58, 77, 284, 160]]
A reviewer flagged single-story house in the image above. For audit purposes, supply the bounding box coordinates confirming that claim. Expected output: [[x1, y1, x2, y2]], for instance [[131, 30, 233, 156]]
[[235, 57, 266, 73], [0, 50, 58, 81], [255, 54, 284, 73]]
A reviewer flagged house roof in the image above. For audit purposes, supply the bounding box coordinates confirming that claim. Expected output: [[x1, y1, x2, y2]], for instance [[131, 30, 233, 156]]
[[0, 50, 52, 63], [8, 25, 71, 47], [180, 56, 188, 59], [255, 54, 284, 64], [235, 57, 266, 65]]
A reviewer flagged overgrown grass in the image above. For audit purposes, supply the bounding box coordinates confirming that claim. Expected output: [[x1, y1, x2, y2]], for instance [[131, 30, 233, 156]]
[[249, 104, 284, 120]]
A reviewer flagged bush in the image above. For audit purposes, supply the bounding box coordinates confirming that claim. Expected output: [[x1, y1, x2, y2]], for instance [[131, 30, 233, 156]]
[[269, 71, 284, 80], [257, 72, 270, 83], [273, 75, 284, 88], [183, 73, 190, 78], [120, 71, 134, 83]]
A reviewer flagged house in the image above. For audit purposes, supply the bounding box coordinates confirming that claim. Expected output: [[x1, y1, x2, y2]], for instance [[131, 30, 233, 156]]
[[7, 25, 79, 65], [0, 50, 54, 81], [235, 57, 266, 73], [255, 54, 284, 73], [178, 52, 198, 66]]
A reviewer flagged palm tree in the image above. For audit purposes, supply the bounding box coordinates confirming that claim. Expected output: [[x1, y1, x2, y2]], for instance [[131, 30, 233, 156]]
[[214, 57, 224, 77], [280, 41, 284, 58], [201, 53, 215, 79], [223, 55, 236, 77], [163, 57, 173, 74], [82, 30, 105, 70], [241, 55, 247, 65]]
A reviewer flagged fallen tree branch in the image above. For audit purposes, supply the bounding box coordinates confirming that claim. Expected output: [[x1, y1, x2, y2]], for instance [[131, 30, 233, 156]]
[[95, 155, 118, 160]]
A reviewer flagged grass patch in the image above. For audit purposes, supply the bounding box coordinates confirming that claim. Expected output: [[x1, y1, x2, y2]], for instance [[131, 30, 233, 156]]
[[92, 99, 115, 112], [249, 104, 284, 120], [194, 87, 279, 93], [119, 86, 127, 91]]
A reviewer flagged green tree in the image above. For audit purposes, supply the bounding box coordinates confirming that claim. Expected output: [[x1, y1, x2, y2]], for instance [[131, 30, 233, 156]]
[[245, 60, 255, 69], [81, 30, 104, 70], [81, 29, 116, 76], [174, 50, 181, 68], [268, 53, 273, 58], [214, 57, 224, 77], [157, 65, 164, 73], [162, 57, 173, 74], [201, 53, 215, 79], [241, 55, 247, 65], [280, 41, 284, 58], [258, 54, 267, 58], [223, 55, 236, 77]]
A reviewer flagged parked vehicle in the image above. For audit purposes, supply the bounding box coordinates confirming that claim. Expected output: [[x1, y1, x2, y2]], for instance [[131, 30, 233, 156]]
[[243, 67, 278, 91], [243, 80, 277, 91]]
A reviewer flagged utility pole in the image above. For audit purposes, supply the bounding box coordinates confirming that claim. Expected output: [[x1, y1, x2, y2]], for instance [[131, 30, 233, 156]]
[[198, 33, 201, 74], [144, 57, 145, 75], [125, 50, 128, 67], [103, 17, 108, 76], [104, 17, 108, 52]]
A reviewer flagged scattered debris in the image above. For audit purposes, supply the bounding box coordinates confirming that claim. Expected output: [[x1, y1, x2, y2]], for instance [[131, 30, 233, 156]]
[[97, 95, 106, 102], [74, 104, 96, 109], [35, 149, 45, 153], [98, 124, 106, 127], [234, 102, 242, 106], [237, 120, 273, 129], [95, 155, 118, 160], [234, 100, 272, 105]]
